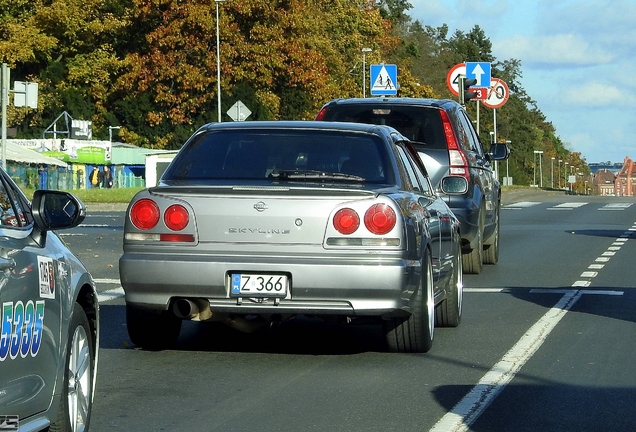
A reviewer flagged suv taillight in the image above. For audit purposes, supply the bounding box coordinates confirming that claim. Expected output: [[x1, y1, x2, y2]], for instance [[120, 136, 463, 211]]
[[315, 107, 327, 121], [440, 110, 470, 181]]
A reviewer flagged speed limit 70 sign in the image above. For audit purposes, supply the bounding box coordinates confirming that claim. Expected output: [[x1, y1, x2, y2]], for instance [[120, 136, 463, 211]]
[[483, 78, 509, 109]]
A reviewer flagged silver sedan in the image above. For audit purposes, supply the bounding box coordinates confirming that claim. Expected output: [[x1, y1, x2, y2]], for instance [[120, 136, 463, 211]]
[[120, 121, 464, 353]]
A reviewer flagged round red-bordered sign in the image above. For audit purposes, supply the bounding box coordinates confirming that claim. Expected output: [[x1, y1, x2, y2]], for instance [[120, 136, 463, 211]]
[[446, 63, 466, 97], [483, 78, 509, 109]]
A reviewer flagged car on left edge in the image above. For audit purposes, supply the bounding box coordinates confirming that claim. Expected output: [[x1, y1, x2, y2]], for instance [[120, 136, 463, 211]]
[[0, 172, 99, 432]]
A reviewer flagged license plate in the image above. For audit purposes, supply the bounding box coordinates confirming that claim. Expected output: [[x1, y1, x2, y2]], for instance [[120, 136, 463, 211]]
[[230, 273, 288, 297]]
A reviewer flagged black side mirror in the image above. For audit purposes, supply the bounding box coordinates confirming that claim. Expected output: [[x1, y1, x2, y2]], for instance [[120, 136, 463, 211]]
[[488, 143, 510, 161], [32, 190, 86, 231]]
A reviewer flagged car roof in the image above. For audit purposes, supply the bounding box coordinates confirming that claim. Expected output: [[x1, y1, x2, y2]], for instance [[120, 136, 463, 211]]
[[322, 97, 459, 110], [198, 120, 402, 136]]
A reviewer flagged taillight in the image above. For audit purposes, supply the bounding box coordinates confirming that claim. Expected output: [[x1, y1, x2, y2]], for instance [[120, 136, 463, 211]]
[[364, 204, 396, 235], [333, 208, 360, 234], [130, 199, 160, 230], [440, 110, 470, 181], [164, 205, 189, 231], [315, 107, 327, 121]]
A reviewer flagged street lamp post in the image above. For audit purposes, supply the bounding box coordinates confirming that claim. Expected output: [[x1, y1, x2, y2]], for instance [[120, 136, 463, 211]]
[[505, 140, 511, 185], [215, 0, 226, 123], [362, 48, 372, 98], [533, 150, 543, 187], [551, 157, 555, 188], [558, 159, 562, 188], [108, 126, 120, 143], [564, 162, 569, 192]]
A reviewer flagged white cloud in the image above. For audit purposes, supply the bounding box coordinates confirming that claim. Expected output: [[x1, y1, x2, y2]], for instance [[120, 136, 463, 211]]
[[494, 34, 615, 66], [562, 82, 623, 107]]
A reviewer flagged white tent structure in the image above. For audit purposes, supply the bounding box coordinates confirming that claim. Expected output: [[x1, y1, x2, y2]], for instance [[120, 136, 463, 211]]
[[3, 141, 67, 167]]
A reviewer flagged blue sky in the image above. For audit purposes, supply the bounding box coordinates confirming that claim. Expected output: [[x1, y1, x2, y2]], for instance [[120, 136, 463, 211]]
[[409, 0, 636, 164]]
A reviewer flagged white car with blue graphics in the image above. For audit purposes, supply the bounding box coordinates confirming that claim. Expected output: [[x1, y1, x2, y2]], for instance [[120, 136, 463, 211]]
[[0, 175, 98, 432]]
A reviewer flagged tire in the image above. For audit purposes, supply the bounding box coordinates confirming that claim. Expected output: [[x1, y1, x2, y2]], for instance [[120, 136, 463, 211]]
[[436, 241, 463, 327], [384, 250, 434, 353], [463, 208, 484, 274], [49, 303, 95, 432], [483, 207, 500, 265], [126, 304, 182, 349]]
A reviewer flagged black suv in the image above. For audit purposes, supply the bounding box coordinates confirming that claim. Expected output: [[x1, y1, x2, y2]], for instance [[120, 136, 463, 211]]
[[316, 98, 509, 274]]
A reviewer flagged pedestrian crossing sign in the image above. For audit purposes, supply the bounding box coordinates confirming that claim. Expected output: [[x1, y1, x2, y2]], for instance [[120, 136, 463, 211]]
[[370, 64, 398, 96]]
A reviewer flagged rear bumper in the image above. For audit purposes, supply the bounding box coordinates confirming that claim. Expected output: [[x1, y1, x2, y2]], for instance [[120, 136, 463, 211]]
[[120, 252, 421, 318]]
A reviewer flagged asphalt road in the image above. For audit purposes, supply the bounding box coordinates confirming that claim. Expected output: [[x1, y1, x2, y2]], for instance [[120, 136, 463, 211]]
[[67, 189, 636, 432]]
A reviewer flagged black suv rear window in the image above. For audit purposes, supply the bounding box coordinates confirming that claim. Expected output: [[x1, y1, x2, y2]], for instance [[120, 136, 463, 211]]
[[321, 105, 446, 150]]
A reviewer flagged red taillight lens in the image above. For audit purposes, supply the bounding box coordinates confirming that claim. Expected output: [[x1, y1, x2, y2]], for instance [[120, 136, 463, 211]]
[[440, 110, 470, 181], [333, 208, 360, 234], [130, 199, 160, 230], [315, 107, 327, 121], [364, 204, 396, 235], [164, 205, 189, 231]]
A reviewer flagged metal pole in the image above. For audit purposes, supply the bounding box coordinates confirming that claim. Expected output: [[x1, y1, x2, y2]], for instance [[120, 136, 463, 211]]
[[1, 63, 8, 171], [362, 48, 371, 98], [493, 108, 498, 181], [539, 152, 543, 188], [215, 0, 225, 123], [363, 53, 366, 98]]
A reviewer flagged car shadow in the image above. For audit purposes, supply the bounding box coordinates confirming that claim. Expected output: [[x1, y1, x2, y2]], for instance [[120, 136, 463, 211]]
[[98, 303, 388, 354], [565, 229, 634, 239], [431, 383, 636, 431]]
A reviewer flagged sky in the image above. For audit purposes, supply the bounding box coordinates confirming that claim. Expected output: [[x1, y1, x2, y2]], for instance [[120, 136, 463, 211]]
[[408, 0, 636, 164]]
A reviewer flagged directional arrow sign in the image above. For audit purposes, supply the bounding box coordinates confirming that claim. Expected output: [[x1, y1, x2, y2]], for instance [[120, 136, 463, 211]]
[[466, 62, 491, 88]]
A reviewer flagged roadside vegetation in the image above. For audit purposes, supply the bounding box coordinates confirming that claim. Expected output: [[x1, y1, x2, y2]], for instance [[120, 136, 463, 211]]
[[21, 187, 143, 203], [3, 0, 588, 186]]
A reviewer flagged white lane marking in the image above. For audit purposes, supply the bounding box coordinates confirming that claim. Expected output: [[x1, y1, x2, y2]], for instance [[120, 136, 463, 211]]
[[97, 286, 125, 303], [547, 202, 588, 210], [599, 203, 633, 210], [464, 288, 506, 293], [503, 202, 541, 208], [580, 271, 598, 278], [429, 290, 584, 432], [79, 224, 110, 227], [588, 264, 604, 270]]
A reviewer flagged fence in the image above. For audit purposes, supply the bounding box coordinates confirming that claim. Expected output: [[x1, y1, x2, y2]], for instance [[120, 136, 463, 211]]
[[7, 163, 145, 190]]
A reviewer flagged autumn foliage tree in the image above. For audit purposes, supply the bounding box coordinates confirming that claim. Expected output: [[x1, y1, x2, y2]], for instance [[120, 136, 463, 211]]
[[0, 0, 576, 184]]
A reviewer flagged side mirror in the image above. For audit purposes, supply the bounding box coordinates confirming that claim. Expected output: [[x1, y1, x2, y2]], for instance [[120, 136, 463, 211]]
[[32, 190, 86, 231], [488, 143, 510, 161], [440, 176, 468, 194]]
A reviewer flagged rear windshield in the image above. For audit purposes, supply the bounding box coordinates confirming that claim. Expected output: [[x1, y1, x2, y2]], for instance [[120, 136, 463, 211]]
[[161, 129, 392, 184], [321, 105, 446, 149]]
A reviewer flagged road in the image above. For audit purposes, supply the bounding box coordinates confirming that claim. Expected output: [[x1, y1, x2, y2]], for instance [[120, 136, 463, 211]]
[[67, 192, 636, 431]]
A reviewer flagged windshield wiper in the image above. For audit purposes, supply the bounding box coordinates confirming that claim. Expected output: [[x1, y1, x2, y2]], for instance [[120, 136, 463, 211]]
[[268, 169, 364, 182]]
